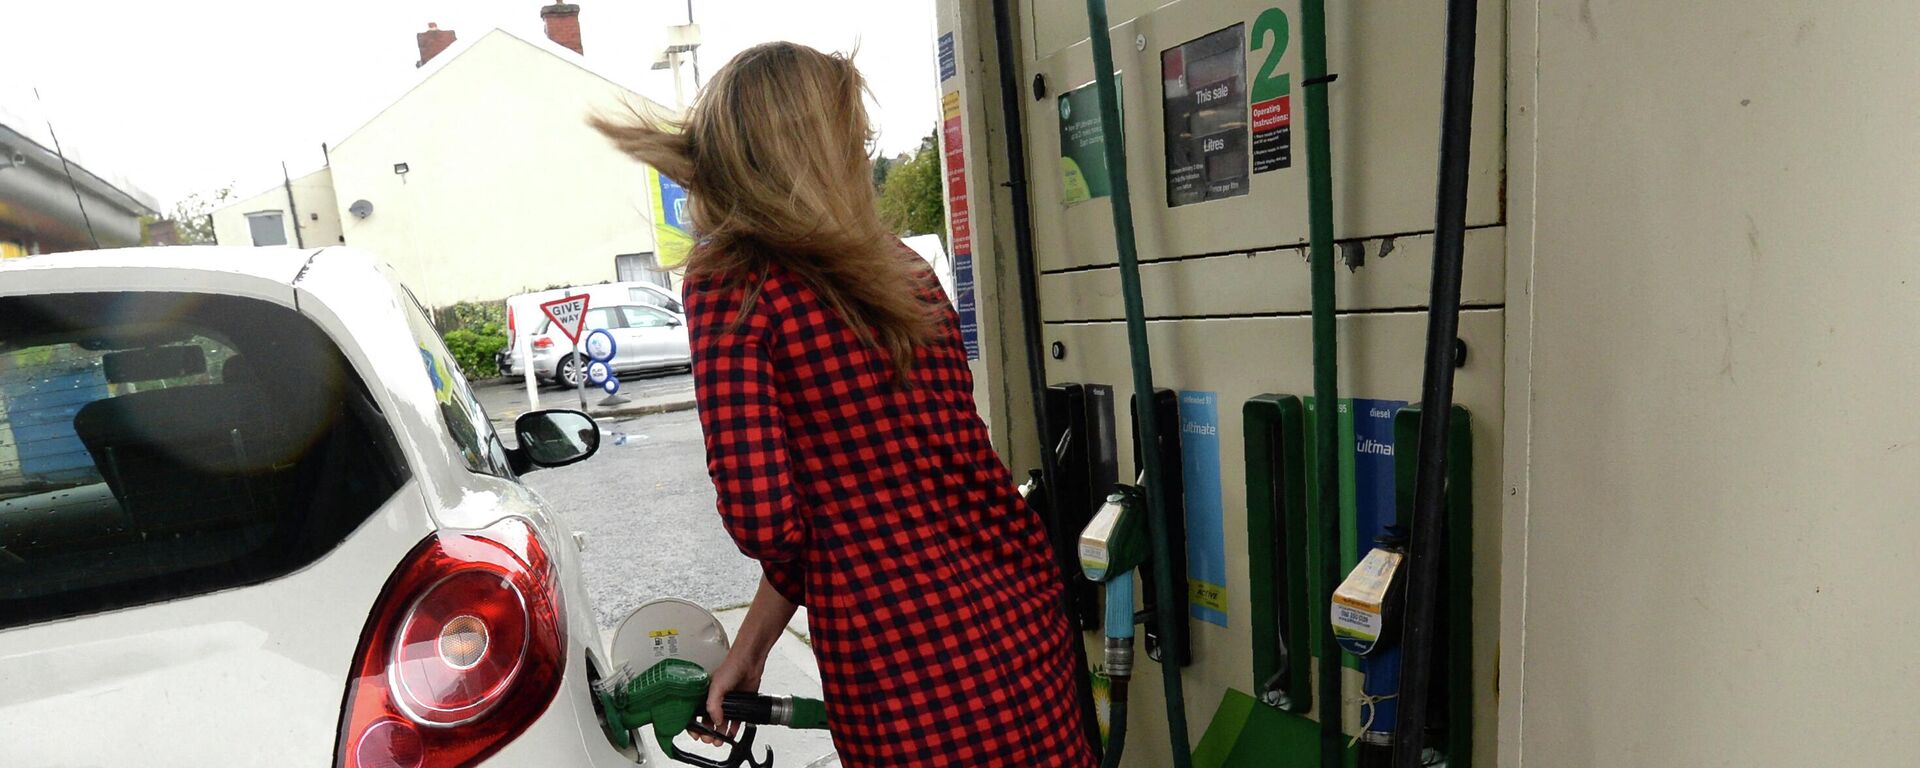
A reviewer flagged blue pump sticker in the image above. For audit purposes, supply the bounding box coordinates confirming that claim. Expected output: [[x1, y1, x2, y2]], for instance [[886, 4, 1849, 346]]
[[1350, 399, 1405, 558], [955, 251, 978, 359], [1179, 390, 1229, 627], [938, 32, 957, 82], [1350, 398, 1409, 731]]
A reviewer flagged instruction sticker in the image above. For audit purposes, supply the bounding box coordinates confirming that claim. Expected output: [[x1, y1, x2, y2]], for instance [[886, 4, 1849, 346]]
[[1249, 7, 1293, 173], [1058, 78, 1119, 205], [1179, 391, 1229, 627], [1162, 24, 1250, 207], [1331, 547, 1402, 654], [942, 91, 979, 360], [938, 32, 957, 82]]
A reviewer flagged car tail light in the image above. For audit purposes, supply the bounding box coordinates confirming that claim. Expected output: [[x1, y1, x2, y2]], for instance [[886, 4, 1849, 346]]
[[532, 337, 554, 350], [335, 517, 565, 768]]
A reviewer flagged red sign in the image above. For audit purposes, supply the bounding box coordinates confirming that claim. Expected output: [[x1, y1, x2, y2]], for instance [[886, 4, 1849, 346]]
[[941, 91, 970, 255], [1251, 95, 1291, 132], [540, 294, 591, 344]]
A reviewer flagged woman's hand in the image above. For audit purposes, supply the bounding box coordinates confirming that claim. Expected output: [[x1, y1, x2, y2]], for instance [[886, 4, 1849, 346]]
[[694, 574, 798, 746], [698, 642, 769, 745]]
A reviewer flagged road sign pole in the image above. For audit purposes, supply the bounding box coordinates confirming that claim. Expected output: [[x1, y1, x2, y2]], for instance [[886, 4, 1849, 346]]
[[575, 341, 588, 411], [539, 292, 594, 415], [519, 305, 541, 413]]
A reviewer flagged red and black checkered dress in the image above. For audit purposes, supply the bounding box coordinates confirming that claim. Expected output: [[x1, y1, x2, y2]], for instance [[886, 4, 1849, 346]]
[[685, 255, 1096, 768]]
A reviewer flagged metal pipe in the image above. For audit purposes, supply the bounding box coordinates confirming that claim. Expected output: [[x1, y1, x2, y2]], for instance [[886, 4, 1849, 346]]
[[990, 0, 1102, 752], [1390, 0, 1479, 764], [282, 161, 305, 249], [1298, 1, 1345, 765], [1081, 2, 1191, 765]]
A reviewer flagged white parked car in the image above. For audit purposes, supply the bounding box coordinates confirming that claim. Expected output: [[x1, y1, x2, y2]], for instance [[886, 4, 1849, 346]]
[[500, 282, 683, 379], [524, 303, 693, 390], [0, 247, 655, 767]]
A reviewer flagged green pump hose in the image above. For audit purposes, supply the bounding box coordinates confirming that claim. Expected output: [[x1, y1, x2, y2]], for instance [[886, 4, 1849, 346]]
[[1082, 2, 1192, 766], [1299, 1, 1346, 766]]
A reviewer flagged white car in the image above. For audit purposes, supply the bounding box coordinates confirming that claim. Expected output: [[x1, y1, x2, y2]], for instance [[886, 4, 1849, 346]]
[[525, 303, 693, 390], [0, 247, 658, 767], [500, 283, 683, 379]]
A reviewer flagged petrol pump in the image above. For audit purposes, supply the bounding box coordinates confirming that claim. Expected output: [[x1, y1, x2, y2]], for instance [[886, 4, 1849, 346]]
[[933, 0, 1503, 765]]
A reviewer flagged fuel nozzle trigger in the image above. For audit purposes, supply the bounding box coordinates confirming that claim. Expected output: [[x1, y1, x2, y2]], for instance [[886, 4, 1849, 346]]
[[677, 722, 773, 768]]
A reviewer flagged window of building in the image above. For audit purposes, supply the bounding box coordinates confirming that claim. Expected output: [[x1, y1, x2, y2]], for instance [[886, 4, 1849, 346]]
[[615, 252, 671, 289], [245, 211, 288, 247]]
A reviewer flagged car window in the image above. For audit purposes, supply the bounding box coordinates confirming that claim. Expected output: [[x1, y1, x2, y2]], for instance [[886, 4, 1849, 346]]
[[401, 291, 515, 479], [0, 292, 409, 630], [621, 305, 676, 328], [629, 288, 684, 314]]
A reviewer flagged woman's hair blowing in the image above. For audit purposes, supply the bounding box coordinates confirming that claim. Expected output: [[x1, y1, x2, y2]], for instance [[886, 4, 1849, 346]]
[[591, 42, 940, 379]]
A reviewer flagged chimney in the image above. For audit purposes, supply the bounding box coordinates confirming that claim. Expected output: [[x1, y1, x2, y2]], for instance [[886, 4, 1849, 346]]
[[416, 22, 456, 68], [541, 3, 583, 55]]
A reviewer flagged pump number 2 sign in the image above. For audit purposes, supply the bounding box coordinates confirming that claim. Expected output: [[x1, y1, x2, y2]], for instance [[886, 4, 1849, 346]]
[[1250, 7, 1293, 173]]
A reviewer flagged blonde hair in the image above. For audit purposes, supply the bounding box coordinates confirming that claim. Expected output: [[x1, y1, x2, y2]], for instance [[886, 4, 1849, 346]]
[[591, 42, 939, 380]]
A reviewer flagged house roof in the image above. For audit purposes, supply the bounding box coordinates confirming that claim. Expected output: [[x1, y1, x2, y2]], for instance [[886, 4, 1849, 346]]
[[330, 27, 673, 154]]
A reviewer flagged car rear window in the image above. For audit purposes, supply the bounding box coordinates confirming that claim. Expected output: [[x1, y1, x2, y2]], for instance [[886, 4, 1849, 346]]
[[0, 292, 409, 630]]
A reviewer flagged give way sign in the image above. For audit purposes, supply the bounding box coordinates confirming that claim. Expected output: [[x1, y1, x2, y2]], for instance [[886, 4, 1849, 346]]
[[540, 293, 592, 344]]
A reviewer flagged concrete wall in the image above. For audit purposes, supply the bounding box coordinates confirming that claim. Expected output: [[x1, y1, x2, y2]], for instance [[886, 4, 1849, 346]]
[[211, 168, 342, 249], [1505, 2, 1920, 764], [326, 30, 657, 308]]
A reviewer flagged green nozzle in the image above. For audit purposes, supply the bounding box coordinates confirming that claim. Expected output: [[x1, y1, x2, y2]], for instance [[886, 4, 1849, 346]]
[[596, 658, 712, 758]]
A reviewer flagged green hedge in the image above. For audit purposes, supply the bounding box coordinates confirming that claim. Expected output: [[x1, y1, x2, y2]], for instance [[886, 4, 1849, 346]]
[[436, 300, 509, 378]]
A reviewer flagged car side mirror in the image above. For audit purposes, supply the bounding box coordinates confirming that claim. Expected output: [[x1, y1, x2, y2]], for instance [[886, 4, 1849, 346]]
[[509, 409, 599, 474], [666, 317, 683, 328]]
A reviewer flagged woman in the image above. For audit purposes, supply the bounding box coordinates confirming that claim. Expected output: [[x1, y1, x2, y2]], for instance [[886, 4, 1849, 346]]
[[593, 43, 1095, 767]]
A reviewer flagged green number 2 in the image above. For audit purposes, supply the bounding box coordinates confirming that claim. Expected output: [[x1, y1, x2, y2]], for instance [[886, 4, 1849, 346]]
[[1251, 7, 1291, 103]]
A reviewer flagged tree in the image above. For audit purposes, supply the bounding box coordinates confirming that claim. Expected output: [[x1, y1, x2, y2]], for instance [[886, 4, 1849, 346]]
[[167, 185, 235, 245], [877, 131, 946, 241]]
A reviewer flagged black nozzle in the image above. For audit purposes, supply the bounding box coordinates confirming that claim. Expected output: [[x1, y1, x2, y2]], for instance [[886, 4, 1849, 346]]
[[722, 693, 777, 725]]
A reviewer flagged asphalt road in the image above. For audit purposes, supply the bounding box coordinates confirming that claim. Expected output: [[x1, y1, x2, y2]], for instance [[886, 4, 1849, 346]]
[[520, 408, 764, 629]]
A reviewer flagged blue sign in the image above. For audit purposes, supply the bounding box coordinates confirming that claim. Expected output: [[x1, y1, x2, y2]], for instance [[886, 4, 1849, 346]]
[[659, 174, 691, 231], [602, 376, 621, 395], [1178, 391, 1228, 627], [587, 360, 612, 386], [955, 250, 978, 360], [938, 32, 957, 82], [585, 328, 617, 362], [1350, 399, 1406, 557]]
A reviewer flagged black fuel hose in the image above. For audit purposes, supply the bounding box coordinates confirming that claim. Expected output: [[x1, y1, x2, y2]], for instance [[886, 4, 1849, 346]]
[[991, 0, 1104, 755], [1391, 0, 1479, 765]]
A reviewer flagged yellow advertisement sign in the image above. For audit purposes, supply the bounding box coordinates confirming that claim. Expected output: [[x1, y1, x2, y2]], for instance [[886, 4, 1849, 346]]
[[647, 166, 694, 269]]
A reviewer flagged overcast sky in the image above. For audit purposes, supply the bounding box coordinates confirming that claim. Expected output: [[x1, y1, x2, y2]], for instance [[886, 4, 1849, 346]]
[[0, 0, 939, 208]]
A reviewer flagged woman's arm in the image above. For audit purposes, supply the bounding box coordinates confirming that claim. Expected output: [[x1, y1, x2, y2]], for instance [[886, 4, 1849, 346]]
[[687, 279, 809, 604], [699, 574, 799, 743]]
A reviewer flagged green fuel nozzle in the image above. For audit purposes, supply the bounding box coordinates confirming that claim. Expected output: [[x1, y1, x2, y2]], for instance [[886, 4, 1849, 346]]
[[595, 658, 828, 768]]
